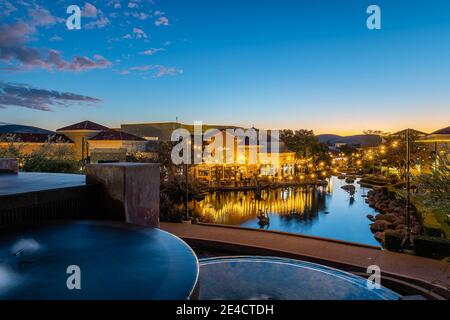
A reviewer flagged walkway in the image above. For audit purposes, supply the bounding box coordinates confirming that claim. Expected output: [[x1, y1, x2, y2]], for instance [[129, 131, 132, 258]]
[[161, 222, 450, 299]]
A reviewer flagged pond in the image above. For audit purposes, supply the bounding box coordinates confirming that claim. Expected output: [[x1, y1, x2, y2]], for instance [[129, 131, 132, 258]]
[[193, 176, 379, 246]]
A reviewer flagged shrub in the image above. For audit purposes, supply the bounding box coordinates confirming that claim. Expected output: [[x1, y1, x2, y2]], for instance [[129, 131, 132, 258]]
[[413, 236, 450, 260], [159, 192, 184, 223], [423, 224, 443, 238], [21, 144, 80, 174], [384, 230, 403, 252], [22, 159, 80, 173]]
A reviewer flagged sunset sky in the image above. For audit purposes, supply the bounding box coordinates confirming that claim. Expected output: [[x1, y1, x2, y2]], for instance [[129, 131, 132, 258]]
[[1, 0, 449, 135]]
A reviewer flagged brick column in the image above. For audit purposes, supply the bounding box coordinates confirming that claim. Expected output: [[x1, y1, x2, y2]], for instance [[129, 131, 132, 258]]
[[86, 163, 160, 228]]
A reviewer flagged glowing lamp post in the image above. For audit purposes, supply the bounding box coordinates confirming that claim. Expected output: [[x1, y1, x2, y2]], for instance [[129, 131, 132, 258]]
[[402, 129, 413, 249]]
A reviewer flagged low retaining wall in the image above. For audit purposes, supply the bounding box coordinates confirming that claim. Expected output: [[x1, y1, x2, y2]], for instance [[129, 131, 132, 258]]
[[0, 158, 18, 174], [0, 185, 102, 226]]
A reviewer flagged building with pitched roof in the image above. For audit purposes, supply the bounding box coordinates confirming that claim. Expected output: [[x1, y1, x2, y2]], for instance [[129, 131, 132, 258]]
[[56, 121, 110, 160], [56, 121, 148, 163], [87, 129, 147, 163], [0, 124, 74, 156]]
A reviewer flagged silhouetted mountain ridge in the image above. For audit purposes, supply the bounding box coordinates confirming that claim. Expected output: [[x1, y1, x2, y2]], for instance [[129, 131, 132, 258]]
[[318, 134, 382, 147], [0, 124, 54, 135]]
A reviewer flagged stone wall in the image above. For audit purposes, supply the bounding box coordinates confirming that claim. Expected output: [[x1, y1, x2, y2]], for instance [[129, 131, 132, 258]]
[[0, 158, 18, 174], [86, 163, 160, 228]]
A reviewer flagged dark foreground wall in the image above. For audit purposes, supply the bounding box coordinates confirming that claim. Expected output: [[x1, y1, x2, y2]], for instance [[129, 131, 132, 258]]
[[0, 163, 160, 228], [0, 184, 102, 226]]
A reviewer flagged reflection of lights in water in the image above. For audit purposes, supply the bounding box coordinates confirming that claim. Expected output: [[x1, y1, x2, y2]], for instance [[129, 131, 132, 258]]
[[194, 186, 326, 225], [326, 177, 333, 193], [193, 177, 380, 246]]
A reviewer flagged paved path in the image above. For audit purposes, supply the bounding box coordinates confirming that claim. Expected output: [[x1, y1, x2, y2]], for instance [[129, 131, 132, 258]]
[[161, 222, 450, 297]]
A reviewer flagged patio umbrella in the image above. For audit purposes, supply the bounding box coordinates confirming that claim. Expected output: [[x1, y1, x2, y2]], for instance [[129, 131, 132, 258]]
[[416, 126, 450, 143], [416, 126, 450, 167]]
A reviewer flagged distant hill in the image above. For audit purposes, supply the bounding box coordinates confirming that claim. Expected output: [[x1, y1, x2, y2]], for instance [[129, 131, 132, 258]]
[[318, 134, 382, 147], [0, 124, 54, 135]]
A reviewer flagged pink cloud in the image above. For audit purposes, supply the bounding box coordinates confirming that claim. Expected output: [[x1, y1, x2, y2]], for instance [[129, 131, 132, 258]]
[[0, 82, 101, 111], [82, 2, 97, 18], [155, 16, 169, 26], [28, 7, 58, 26], [85, 16, 111, 29], [0, 15, 111, 72], [132, 12, 149, 20], [120, 64, 182, 77], [139, 47, 164, 55], [1, 46, 112, 72], [0, 22, 35, 47], [133, 27, 147, 38]]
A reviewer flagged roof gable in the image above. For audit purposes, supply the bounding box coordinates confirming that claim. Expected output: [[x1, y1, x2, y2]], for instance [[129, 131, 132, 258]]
[[431, 126, 450, 135], [57, 121, 109, 131]]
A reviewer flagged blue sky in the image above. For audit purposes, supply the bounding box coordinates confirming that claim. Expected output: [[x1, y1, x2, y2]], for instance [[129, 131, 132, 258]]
[[1, 0, 449, 134]]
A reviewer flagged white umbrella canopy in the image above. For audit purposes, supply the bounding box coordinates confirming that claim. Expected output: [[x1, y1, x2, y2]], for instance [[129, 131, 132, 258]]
[[417, 126, 450, 142]]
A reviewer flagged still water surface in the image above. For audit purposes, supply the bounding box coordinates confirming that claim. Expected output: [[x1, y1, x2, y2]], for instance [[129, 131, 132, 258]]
[[193, 176, 379, 246]]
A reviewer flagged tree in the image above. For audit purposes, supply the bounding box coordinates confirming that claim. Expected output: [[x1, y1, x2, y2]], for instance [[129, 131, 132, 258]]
[[338, 144, 357, 156], [280, 129, 330, 166], [0, 134, 23, 158], [382, 130, 430, 178], [415, 158, 450, 205], [363, 129, 390, 136]]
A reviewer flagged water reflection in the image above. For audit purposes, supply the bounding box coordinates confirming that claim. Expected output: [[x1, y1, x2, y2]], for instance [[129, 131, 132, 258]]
[[193, 176, 378, 246]]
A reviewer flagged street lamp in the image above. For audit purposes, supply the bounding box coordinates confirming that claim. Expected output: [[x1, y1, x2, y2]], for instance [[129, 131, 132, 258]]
[[402, 128, 413, 249]]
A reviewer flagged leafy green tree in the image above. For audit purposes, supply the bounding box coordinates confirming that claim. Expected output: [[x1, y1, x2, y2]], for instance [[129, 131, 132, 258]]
[[416, 159, 450, 204], [382, 130, 430, 178], [280, 129, 330, 166], [0, 134, 23, 158]]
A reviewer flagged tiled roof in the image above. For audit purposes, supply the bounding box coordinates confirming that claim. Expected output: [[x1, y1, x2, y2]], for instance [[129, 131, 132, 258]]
[[89, 130, 147, 141], [0, 133, 73, 143], [57, 120, 109, 131], [431, 126, 450, 135]]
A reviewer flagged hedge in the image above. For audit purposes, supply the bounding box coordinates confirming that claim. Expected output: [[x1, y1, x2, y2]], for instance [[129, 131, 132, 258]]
[[413, 236, 450, 260], [411, 196, 446, 239]]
